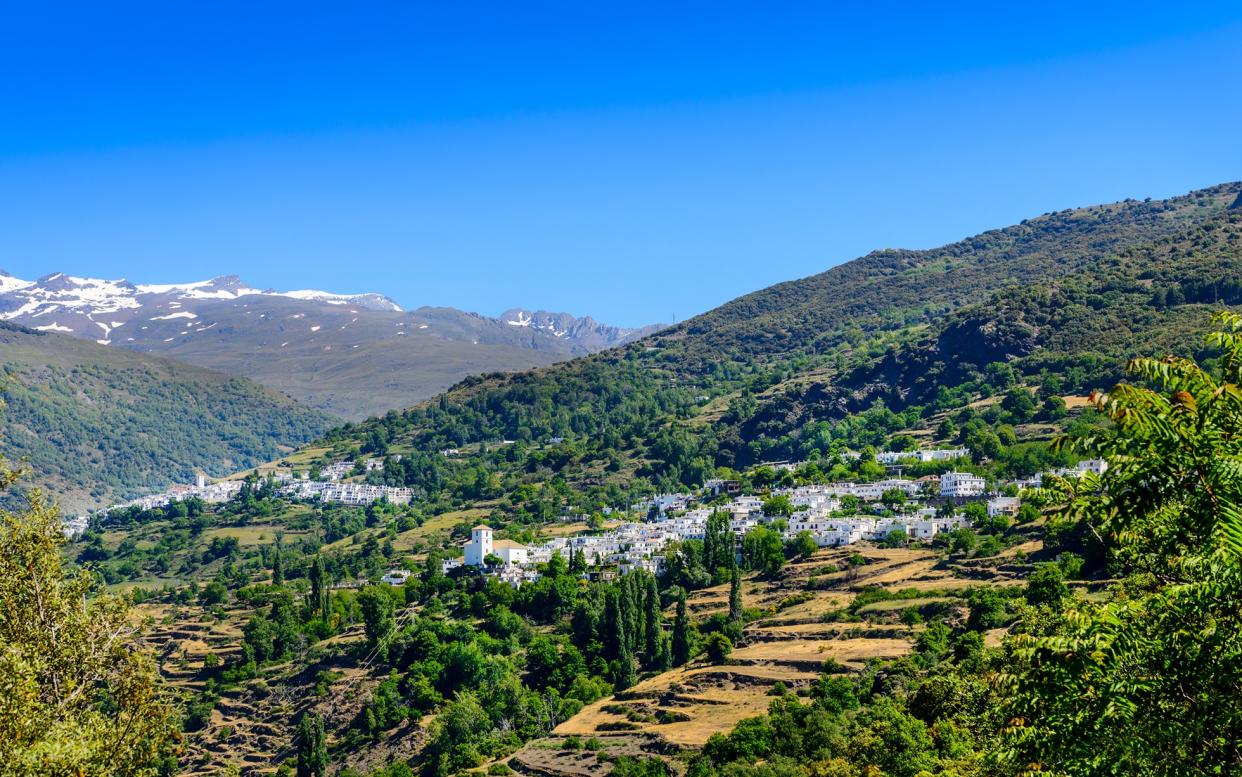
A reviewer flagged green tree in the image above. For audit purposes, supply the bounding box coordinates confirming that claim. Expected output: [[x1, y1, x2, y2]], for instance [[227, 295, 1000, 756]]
[[702, 510, 733, 582], [966, 587, 1007, 631], [1023, 563, 1068, 607], [672, 589, 691, 666], [358, 585, 396, 648], [643, 574, 661, 666], [1001, 386, 1037, 422], [308, 554, 329, 619], [761, 494, 794, 517], [787, 530, 818, 559], [270, 536, 284, 585], [704, 632, 733, 664], [614, 640, 637, 690], [295, 713, 328, 777], [727, 565, 743, 624], [199, 579, 228, 606], [740, 527, 785, 576], [998, 312, 1242, 775], [602, 587, 625, 661], [0, 492, 178, 776], [880, 488, 907, 509]]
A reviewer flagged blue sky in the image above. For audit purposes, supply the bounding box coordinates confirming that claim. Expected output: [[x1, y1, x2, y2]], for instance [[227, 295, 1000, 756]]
[[1, 3, 1240, 327]]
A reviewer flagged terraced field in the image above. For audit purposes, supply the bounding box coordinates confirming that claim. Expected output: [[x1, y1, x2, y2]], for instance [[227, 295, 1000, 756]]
[[136, 539, 1036, 775], [509, 542, 1035, 775], [142, 601, 404, 775]]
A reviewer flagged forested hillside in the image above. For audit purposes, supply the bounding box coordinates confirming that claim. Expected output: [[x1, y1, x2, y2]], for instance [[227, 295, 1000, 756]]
[[0, 322, 335, 511], [56, 181, 1242, 777], [312, 182, 1241, 495]]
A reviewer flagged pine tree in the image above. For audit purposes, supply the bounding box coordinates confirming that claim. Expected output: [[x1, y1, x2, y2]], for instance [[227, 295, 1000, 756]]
[[672, 588, 691, 666], [643, 574, 661, 664], [295, 713, 328, 777]]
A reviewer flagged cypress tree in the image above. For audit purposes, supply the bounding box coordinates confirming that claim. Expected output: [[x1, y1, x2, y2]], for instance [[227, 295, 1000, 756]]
[[704, 510, 733, 582], [621, 575, 641, 655], [643, 574, 661, 664], [728, 565, 743, 624], [672, 589, 691, 666], [703, 518, 716, 581], [572, 597, 599, 648], [570, 545, 586, 573], [308, 555, 328, 618], [270, 538, 284, 586], [657, 631, 672, 671], [295, 713, 328, 777], [603, 588, 624, 660], [615, 639, 637, 690]]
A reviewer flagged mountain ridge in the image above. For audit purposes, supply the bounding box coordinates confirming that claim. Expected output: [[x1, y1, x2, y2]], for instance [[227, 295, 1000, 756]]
[[0, 272, 664, 419], [309, 180, 1241, 491]]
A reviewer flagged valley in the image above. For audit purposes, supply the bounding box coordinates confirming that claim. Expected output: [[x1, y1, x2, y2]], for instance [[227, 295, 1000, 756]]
[[11, 181, 1242, 776]]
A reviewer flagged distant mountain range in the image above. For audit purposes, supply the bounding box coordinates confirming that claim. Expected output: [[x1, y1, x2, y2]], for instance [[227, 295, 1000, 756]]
[[0, 273, 662, 419]]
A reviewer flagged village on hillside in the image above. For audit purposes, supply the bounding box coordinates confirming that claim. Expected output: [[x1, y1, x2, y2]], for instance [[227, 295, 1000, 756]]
[[70, 444, 1106, 593], [407, 448, 1107, 590], [66, 457, 413, 536]]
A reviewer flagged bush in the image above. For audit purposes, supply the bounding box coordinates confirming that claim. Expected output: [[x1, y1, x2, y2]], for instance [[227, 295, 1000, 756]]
[[704, 632, 734, 664]]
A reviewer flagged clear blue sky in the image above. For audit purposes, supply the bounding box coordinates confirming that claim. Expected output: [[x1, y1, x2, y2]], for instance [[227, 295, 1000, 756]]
[[1, 2, 1240, 327]]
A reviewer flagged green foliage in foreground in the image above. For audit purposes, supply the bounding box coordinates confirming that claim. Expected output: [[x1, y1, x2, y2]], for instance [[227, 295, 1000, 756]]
[[0, 489, 178, 775], [997, 311, 1242, 774], [690, 313, 1242, 777]]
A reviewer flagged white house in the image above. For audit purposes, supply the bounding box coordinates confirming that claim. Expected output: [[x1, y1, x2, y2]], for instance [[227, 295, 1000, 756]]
[[940, 471, 986, 498], [492, 539, 529, 566], [987, 496, 1021, 519], [381, 569, 411, 586]]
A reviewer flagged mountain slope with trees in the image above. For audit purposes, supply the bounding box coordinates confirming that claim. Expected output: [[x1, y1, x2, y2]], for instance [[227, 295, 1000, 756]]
[[0, 321, 335, 512], [310, 182, 1241, 494]]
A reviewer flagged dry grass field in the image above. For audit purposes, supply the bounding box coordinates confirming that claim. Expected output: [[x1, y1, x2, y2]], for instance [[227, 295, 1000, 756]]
[[515, 541, 1036, 774]]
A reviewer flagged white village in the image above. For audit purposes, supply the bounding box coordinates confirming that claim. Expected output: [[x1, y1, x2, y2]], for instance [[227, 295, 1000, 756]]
[[71, 444, 1106, 592]]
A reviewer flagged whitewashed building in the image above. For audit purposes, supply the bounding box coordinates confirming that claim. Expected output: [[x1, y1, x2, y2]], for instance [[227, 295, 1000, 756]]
[[940, 471, 986, 498]]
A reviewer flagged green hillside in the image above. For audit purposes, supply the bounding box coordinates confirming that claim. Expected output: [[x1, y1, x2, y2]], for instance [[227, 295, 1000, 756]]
[[0, 322, 336, 512], [51, 181, 1242, 777], [309, 182, 1241, 497]]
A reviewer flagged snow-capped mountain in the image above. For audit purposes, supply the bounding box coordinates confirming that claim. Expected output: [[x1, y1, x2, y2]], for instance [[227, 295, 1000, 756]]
[[0, 272, 400, 343], [0, 271, 661, 419], [499, 308, 663, 350]]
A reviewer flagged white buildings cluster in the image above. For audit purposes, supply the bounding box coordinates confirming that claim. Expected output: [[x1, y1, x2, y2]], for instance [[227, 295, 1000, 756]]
[[452, 481, 981, 587], [280, 479, 414, 506], [874, 447, 970, 465], [68, 475, 246, 535]]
